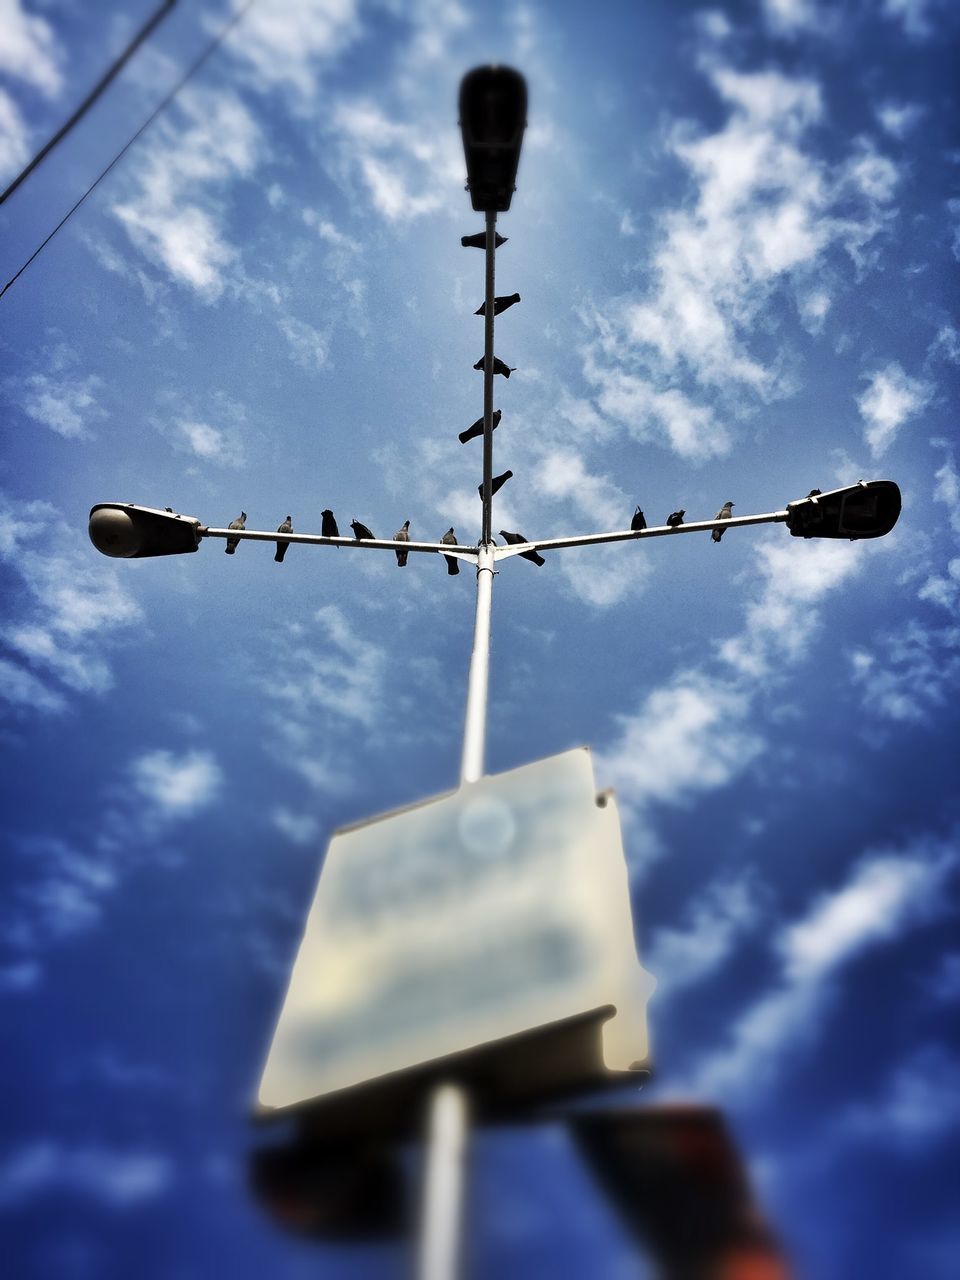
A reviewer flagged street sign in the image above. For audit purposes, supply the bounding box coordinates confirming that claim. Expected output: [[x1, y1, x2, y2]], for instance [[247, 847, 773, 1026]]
[[257, 748, 654, 1131]]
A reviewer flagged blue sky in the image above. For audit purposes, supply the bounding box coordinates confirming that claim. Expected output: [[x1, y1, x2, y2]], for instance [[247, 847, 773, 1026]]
[[1, 0, 959, 1275]]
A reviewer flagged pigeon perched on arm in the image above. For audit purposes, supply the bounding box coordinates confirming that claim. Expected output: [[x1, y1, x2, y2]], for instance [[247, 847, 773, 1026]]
[[321, 509, 339, 540], [461, 231, 507, 249], [500, 529, 545, 566], [711, 501, 735, 543], [225, 511, 246, 554], [666, 510, 685, 528], [394, 520, 410, 567], [477, 471, 513, 498], [459, 408, 501, 444], [475, 293, 521, 317], [350, 519, 375, 541], [441, 528, 460, 575], [631, 506, 647, 532], [473, 356, 516, 378], [274, 516, 293, 562]]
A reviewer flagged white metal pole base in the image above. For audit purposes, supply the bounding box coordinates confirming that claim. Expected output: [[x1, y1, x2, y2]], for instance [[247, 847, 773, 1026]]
[[415, 1082, 470, 1280]]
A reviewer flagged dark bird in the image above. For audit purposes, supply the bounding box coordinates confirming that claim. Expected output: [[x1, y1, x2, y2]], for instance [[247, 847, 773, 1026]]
[[351, 519, 375, 541], [225, 511, 246, 554], [441, 527, 460, 575], [500, 529, 545, 566], [473, 356, 516, 378], [394, 520, 410, 567], [461, 231, 507, 249], [631, 506, 647, 532], [807, 488, 822, 497], [711, 501, 735, 543], [475, 293, 521, 317], [274, 515, 293, 562], [321, 509, 339, 539], [666, 510, 685, 528], [478, 471, 513, 498], [459, 408, 501, 444]]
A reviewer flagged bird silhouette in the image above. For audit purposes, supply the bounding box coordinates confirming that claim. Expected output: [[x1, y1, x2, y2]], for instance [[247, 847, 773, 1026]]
[[459, 408, 501, 444], [477, 471, 513, 498], [475, 293, 521, 317], [631, 506, 647, 532], [500, 529, 545, 566], [666, 510, 685, 528], [351, 519, 375, 541], [711, 501, 735, 543], [321, 509, 339, 539], [225, 511, 246, 554], [461, 231, 507, 249], [441, 528, 460, 575], [394, 520, 410, 566], [275, 516, 293, 562], [473, 356, 516, 378]]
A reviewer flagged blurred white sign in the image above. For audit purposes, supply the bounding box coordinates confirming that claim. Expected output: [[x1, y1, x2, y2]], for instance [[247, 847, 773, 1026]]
[[258, 748, 654, 1113]]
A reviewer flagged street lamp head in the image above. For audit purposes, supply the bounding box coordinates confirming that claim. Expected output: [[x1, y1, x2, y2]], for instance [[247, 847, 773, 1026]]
[[459, 65, 527, 213], [785, 480, 901, 540], [88, 503, 202, 558]]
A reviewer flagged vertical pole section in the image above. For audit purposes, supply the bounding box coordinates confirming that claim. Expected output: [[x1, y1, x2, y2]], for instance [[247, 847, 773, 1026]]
[[480, 211, 497, 547], [416, 1082, 470, 1280], [460, 543, 495, 784]]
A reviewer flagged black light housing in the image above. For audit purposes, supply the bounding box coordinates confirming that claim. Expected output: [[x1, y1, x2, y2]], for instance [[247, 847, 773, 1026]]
[[459, 66, 527, 213], [785, 481, 901, 540], [88, 503, 202, 557]]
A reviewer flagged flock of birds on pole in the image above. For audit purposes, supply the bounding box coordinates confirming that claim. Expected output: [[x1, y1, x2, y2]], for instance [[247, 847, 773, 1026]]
[[220, 501, 739, 562], [220, 230, 738, 568]]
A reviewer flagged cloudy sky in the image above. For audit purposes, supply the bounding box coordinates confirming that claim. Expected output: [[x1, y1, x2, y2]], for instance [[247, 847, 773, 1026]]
[[1, 0, 958, 1275]]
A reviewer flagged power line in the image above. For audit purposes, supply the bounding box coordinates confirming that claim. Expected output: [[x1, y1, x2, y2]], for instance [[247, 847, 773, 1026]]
[[0, 0, 178, 208], [0, 0, 258, 302]]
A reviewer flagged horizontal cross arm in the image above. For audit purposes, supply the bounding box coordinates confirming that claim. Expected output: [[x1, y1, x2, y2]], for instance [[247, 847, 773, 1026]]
[[492, 509, 790, 558], [201, 527, 480, 557]]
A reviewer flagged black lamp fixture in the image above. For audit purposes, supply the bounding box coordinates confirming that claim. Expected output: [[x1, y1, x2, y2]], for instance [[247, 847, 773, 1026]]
[[459, 65, 528, 213]]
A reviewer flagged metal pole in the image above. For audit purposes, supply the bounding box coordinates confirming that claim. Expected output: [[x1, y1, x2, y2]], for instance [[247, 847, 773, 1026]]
[[480, 212, 497, 547], [416, 1082, 470, 1280], [460, 543, 495, 784]]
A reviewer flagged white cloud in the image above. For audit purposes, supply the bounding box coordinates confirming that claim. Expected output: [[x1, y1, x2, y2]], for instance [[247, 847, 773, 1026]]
[[932, 449, 960, 533], [0, 493, 142, 714], [330, 98, 463, 223], [20, 373, 104, 439], [598, 677, 762, 811], [112, 89, 260, 299], [277, 314, 330, 371], [263, 604, 387, 730], [689, 837, 957, 1097], [271, 807, 320, 845], [876, 100, 926, 139], [582, 55, 901, 460], [720, 539, 863, 678], [223, 0, 359, 107], [647, 872, 764, 998], [882, 0, 943, 41], [760, 0, 838, 37], [0, 1142, 171, 1208], [0, 960, 40, 993], [129, 749, 223, 818], [0, 0, 62, 98], [174, 419, 238, 465], [850, 621, 960, 723], [840, 1046, 960, 1147], [0, 86, 29, 178]]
